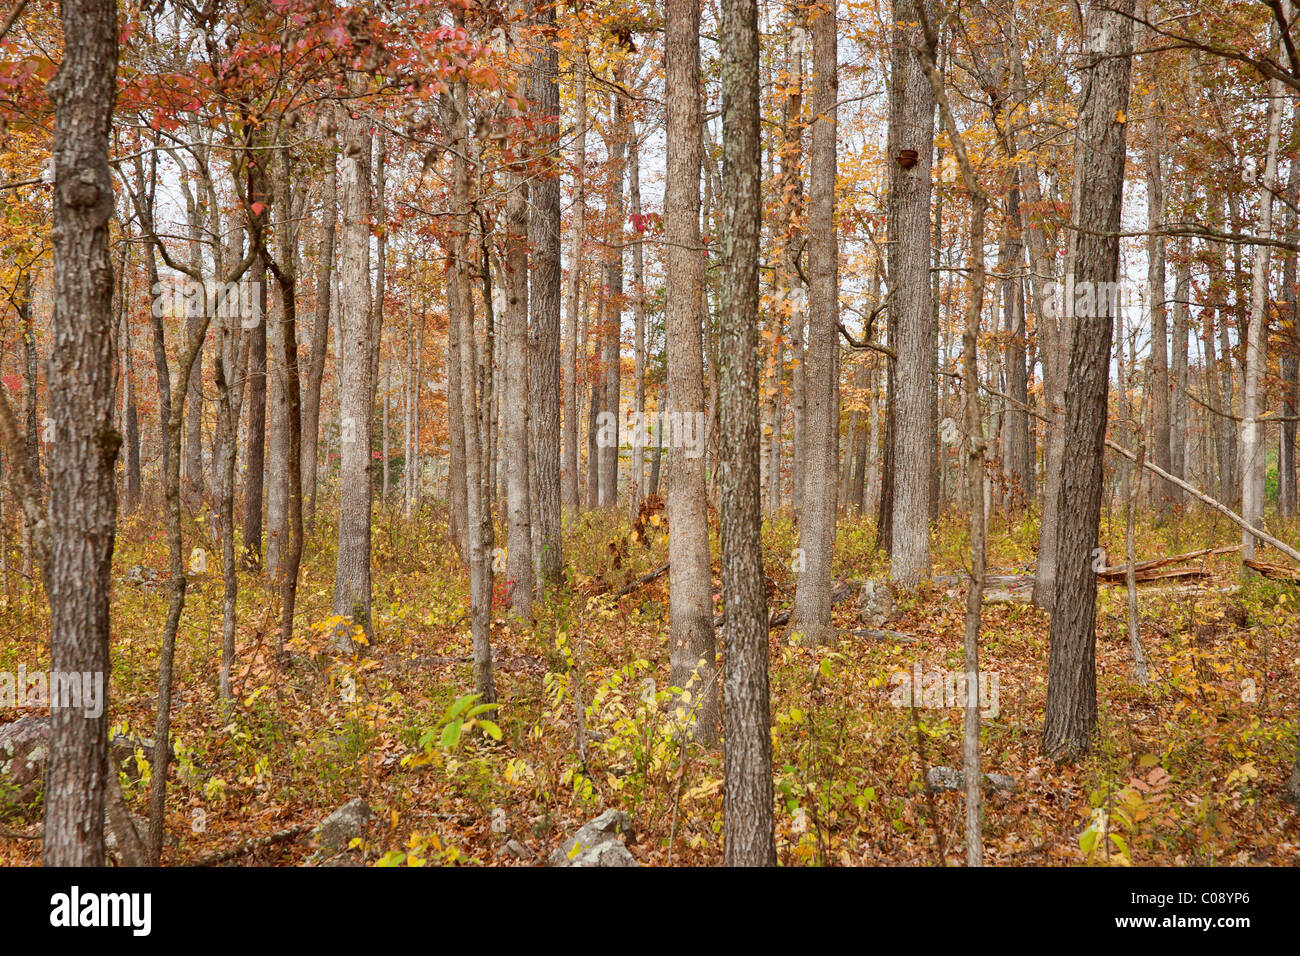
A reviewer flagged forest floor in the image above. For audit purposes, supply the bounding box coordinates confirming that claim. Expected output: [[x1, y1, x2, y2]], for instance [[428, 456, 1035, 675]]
[[2, 495, 1299, 866]]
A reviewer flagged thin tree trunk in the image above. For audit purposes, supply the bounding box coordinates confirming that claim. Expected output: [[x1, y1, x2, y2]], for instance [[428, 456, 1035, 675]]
[[1242, 57, 1283, 562], [303, 127, 336, 532]]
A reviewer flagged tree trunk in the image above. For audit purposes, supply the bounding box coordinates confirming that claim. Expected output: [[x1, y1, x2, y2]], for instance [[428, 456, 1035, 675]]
[[529, 7, 564, 586], [563, 46, 586, 516], [504, 20, 534, 622], [332, 87, 375, 647], [1143, 86, 1171, 517], [793, 0, 839, 645], [452, 62, 495, 702], [1042, 0, 1135, 761], [598, 86, 627, 509], [42, 0, 118, 867], [719, 0, 775, 866], [887, 0, 936, 588], [1242, 60, 1283, 562], [665, 0, 718, 745], [302, 126, 336, 532]]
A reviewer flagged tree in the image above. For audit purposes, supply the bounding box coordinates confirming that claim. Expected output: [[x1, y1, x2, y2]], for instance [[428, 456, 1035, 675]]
[[664, 0, 718, 744], [1042, 0, 1136, 761], [885, 0, 935, 588], [43, 0, 118, 867], [792, 0, 838, 645], [719, 0, 775, 866], [332, 82, 376, 649], [529, 2, 563, 587]]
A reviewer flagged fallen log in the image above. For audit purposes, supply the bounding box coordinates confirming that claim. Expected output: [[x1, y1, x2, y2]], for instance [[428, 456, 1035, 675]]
[[1097, 567, 1212, 584], [193, 823, 310, 866], [1095, 545, 1240, 580], [1242, 558, 1300, 584]]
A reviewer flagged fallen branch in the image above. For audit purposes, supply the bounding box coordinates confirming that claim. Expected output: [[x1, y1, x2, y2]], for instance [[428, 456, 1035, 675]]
[[615, 562, 669, 598], [192, 823, 310, 866], [949, 371, 1300, 567], [1242, 558, 1300, 584], [1095, 545, 1241, 578]]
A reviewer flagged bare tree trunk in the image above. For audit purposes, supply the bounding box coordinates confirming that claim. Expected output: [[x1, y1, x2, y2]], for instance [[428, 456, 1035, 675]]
[[42, 0, 118, 866], [529, 5, 564, 586], [665, 0, 718, 744], [243, 206, 268, 570], [886, 0, 935, 588], [719, 0, 775, 866], [1042, 0, 1135, 761], [1242, 58, 1283, 562], [628, 121, 647, 523], [302, 127, 336, 532], [1171, 239, 1190, 500], [332, 83, 375, 647], [598, 85, 627, 509], [793, 0, 839, 645], [504, 18, 534, 622], [452, 62, 495, 702], [563, 45, 586, 516], [270, 148, 304, 652], [1274, 90, 1296, 518], [1143, 84, 1171, 517]]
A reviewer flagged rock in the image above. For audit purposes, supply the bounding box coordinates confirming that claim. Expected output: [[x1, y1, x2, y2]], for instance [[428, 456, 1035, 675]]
[[925, 766, 963, 792], [857, 580, 896, 628], [495, 839, 530, 861], [547, 808, 636, 867], [121, 565, 163, 588], [925, 766, 1017, 794], [312, 798, 372, 858], [985, 773, 1016, 792], [0, 716, 49, 815], [569, 842, 637, 867]]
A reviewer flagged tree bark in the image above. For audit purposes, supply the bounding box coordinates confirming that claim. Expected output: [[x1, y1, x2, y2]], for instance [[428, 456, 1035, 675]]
[[886, 0, 935, 588], [793, 0, 839, 645], [42, 0, 118, 867], [719, 0, 776, 866], [529, 5, 564, 587], [1042, 0, 1135, 761], [665, 0, 718, 745], [302, 126, 336, 532], [332, 87, 375, 647]]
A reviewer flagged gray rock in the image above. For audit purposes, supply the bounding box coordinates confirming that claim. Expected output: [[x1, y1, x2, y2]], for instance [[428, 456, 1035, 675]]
[[0, 716, 49, 814], [925, 766, 1017, 794], [312, 798, 372, 857], [569, 842, 637, 867], [121, 564, 163, 588], [925, 766, 963, 792], [857, 580, 896, 628], [547, 809, 636, 867], [985, 773, 1016, 792], [495, 839, 530, 861]]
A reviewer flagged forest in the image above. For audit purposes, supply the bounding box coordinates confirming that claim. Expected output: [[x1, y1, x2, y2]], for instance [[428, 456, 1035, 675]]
[[0, 0, 1298, 874]]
